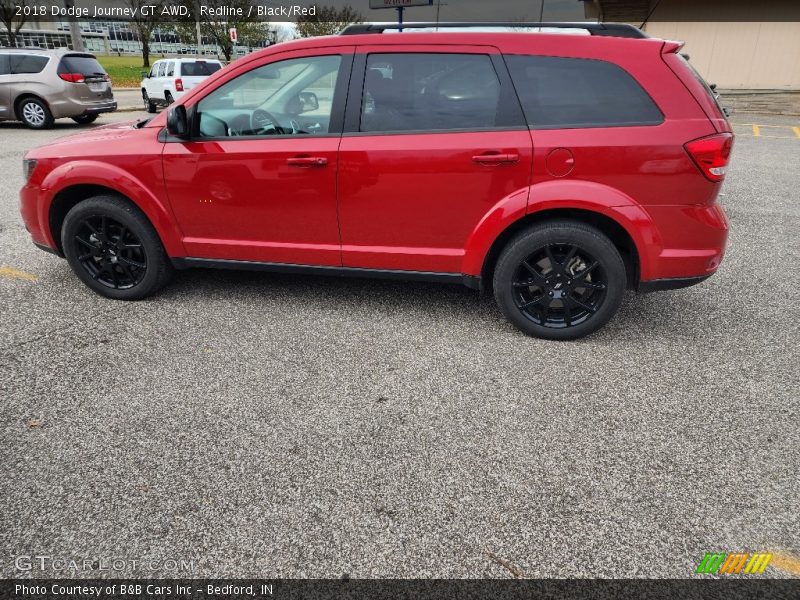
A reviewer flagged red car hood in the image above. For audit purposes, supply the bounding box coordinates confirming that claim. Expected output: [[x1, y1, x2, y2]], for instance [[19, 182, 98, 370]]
[[26, 120, 143, 156]]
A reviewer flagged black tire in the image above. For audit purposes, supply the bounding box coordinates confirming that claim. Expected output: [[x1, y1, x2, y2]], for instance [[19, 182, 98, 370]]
[[71, 114, 98, 125], [143, 89, 157, 113], [493, 221, 626, 340], [165, 92, 174, 105], [62, 195, 173, 300], [18, 97, 54, 129]]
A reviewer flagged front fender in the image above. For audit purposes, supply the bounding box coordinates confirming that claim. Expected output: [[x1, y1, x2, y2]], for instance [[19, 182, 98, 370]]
[[39, 160, 186, 256]]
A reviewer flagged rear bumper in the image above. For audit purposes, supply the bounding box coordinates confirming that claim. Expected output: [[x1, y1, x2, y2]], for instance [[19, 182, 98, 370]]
[[638, 274, 711, 293], [50, 97, 117, 119], [632, 201, 729, 284]]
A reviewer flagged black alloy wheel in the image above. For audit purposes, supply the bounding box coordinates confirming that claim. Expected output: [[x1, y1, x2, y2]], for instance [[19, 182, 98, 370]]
[[72, 214, 147, 290], [494, 221, 626, 340], [512, 243, 607, 329], [62, 195, 173, 300]]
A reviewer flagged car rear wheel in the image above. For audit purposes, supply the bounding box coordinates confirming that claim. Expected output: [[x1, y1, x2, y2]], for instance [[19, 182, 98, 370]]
[[62, 195, 173, 300], [18, 97, 54, 129], [71, 114, 98, 125], [165, 92, 174, 105], [493, 221, 626, 340], [143, 90, 157, 113]]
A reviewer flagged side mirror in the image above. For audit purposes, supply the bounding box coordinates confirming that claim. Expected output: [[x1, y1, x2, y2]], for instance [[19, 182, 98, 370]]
[[298, 91, 319, 113], [166, 105, 189, 138], [142, 70, 150, 79]]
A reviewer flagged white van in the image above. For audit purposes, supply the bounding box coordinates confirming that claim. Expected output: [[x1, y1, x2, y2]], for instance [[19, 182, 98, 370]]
[[140, 58, 223, 112]]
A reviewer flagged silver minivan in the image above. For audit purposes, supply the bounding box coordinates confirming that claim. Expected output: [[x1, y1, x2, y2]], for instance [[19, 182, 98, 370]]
[[0, 48, 116, 128]]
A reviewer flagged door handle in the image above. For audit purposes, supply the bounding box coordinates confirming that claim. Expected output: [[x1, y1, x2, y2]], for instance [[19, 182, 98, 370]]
[[472, 152, 520, 165], [287, 156, 328, 168]]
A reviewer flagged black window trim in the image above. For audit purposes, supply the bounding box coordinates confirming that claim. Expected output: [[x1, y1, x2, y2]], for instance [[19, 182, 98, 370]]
[[342, 49, 527, 136], [172, 51, 355, 143], [503, 53, 665, 130]]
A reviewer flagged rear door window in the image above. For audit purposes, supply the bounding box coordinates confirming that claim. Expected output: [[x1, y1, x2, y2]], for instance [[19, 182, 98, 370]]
[[359, 53, 506, 133], [180, 61, 222, 76], [58, 55, 107, 81], [166, 61, 175, 77], [10, 55, 49, 75], [505, 55, 663, 129]]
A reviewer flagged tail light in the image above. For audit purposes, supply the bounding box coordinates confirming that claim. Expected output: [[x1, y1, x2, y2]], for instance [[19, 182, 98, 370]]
[[684, 133, 734, 182], [175, 78, 184, 92], [58, 73, 85, 83]]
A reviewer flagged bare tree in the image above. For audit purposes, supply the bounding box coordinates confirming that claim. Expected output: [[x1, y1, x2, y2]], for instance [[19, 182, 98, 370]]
[[0, 0, 39, 47], [295, 5, 363, 38], [125, 0, 165, 67]]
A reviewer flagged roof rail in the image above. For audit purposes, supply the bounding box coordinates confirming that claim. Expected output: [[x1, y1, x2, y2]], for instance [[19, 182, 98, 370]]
[[340, 22, 648, 39]]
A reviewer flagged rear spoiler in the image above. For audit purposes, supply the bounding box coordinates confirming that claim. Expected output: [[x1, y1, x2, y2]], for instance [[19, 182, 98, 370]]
[[662, 40, 685, 54]]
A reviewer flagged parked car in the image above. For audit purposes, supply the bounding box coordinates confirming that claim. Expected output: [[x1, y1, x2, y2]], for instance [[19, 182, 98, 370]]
[[20, 23, 733, 340], [0, 48, 116, 128], [141, 58, 223, 112]]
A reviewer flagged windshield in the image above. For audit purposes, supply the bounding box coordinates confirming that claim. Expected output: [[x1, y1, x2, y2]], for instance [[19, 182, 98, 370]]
[[181, 61, 222, 76]]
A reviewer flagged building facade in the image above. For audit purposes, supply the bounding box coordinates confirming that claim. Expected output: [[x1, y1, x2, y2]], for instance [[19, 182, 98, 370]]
[[584, 0, 800, 90]]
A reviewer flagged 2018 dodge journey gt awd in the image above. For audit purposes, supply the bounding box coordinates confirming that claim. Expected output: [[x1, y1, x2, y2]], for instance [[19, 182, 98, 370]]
[[20, 23, 732, 340]]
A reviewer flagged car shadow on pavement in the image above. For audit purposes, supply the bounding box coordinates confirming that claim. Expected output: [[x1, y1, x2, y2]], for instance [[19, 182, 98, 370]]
[[156, 267, 708, 342]]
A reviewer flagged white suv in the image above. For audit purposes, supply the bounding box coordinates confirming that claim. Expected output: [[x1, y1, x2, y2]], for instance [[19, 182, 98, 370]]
[[140, 58, 223, 112]]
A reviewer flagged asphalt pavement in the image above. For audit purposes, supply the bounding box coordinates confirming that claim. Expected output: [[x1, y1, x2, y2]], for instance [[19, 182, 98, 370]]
[[0, 111, 798, 578]]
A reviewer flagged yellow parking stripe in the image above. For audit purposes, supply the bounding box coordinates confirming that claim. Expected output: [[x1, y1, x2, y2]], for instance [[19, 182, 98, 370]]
[[752, 124, 760, 137], [0, 266, 38, 281], [793, 127, 800, 139]]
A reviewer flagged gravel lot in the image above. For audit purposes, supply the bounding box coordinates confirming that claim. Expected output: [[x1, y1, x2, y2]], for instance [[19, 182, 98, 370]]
[[0, 111, 797, 579]]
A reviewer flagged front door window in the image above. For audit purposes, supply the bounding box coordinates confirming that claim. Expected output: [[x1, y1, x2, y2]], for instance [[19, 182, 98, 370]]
[[196, 55, 342, 137]]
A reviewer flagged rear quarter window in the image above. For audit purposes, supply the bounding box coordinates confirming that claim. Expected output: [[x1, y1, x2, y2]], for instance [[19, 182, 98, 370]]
[[180, 62, 222, 76], [10, 55, 49, 75], [0, 54, 9, 75], [506, 55, 663, 129]]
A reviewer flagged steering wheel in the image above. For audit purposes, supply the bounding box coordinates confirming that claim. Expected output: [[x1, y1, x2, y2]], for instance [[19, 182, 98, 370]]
[[251, 109, 282, 135]]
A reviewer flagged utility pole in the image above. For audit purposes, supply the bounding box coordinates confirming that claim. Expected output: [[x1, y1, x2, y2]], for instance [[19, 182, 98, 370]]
[[64, 0, 85, 51], [195, 0, 202, 57], [196, 19, 201, 57]]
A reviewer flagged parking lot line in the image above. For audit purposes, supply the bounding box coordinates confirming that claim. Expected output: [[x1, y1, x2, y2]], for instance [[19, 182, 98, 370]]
[[731, 123, 799, 140], [0, 266, 38, 281]]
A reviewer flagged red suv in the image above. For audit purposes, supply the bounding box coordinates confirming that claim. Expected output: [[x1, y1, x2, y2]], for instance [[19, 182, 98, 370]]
[[20, 23, 732, 340]]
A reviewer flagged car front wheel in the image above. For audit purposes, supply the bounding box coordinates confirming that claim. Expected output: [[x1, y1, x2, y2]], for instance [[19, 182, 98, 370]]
[[493, 221, 626, 340], [143, 90, 157, 113], [62, 195, 173, 300]]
